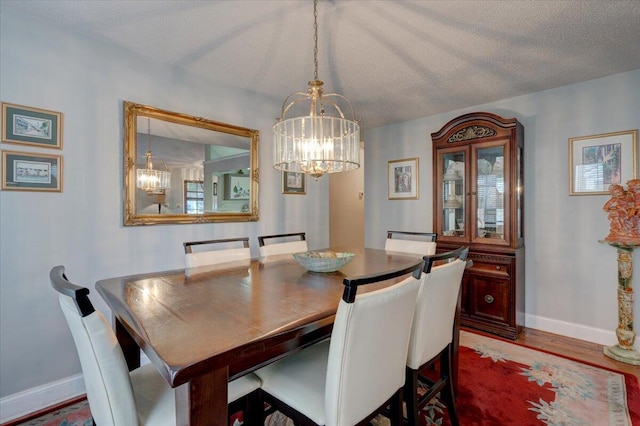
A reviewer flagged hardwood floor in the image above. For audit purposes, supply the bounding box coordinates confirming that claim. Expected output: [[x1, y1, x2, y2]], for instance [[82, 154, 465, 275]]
[[468, 326, 639, 377]]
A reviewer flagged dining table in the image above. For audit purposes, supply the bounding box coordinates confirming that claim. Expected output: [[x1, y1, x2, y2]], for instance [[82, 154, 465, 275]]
[[95, 247, 460, 425]]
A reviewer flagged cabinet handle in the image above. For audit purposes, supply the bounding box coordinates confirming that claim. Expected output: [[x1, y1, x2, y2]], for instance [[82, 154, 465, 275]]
[[484, 295, 494, 304], [495, 266, 501, 270]]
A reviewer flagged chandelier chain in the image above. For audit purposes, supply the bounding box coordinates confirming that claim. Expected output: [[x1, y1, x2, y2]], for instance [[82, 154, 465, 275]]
[[313, 0, 318, 81], [147, 118, 152, 151], [272, 0, 360, 179]]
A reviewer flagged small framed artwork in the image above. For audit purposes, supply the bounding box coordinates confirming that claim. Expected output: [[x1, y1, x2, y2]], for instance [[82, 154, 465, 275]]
[[1, 150, 63, 192], [282, 171, 306, 194], [1, 102, 63, 149], [388, 157, 419, 200], [569, 129, 638, 195], [223, 173, 250, 200]]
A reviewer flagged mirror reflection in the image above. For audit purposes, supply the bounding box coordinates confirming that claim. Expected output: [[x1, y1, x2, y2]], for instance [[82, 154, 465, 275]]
[[123, 101, 259, 225]]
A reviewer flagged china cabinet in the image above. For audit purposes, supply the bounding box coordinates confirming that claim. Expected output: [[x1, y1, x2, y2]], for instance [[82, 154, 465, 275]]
[[432, 112, 524, 339]]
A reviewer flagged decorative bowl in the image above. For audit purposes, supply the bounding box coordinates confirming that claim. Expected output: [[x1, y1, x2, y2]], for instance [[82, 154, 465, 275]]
[[292, 251, 355, 273]]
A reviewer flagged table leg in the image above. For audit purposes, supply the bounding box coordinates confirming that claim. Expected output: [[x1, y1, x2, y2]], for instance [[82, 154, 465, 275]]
[[115, 318, 140, 371], [176, 367, 229, 426]]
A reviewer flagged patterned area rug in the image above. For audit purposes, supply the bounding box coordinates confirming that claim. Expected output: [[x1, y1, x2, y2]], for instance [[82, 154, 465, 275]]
[[414, 331, 640, 425], [13, 331, 639, 425]]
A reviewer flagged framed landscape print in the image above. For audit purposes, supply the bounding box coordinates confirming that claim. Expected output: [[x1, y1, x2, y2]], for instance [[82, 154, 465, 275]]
[[282, 171, 306, 194], [1, 150, 63, 192], [569, 130, 637, 195], [388, 157, 419, 200], [1, 102, 63, 149]]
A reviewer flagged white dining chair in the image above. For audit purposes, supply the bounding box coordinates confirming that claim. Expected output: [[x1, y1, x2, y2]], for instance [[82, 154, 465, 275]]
[[183, 237, 251, 268], [254, 261, 424, 426], [385, 230, 437, 256], [50, 265, 262, 426], [404, 246, 469, 426], [257, 232, 308, 257]]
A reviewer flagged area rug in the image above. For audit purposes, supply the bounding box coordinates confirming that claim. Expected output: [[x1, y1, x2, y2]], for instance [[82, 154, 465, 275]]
[[266, 330, 639, 426], [12, 330, 639, 426], [410, 331, 640, 426]]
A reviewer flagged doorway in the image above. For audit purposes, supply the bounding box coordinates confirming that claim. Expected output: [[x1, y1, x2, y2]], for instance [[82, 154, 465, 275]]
[[329, 145, 364, 247]]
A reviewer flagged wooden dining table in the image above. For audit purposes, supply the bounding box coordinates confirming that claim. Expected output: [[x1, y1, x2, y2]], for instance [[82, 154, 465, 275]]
[[95, 247, 459, 425]]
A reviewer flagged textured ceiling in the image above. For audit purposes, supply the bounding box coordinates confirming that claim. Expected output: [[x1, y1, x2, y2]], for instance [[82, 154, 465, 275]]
[[3, 0, 640, 130]]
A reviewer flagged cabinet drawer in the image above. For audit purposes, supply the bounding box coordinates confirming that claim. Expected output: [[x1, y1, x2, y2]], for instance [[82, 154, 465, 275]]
[[467, 256, 511, 278], [468, 276, 510, 323]]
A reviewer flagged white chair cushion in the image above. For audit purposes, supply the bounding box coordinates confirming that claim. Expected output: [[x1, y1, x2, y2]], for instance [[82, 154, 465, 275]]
[[185, 247, 251, 268], [130, 363, 176, 425], [228, 373, 261, 403], [115, 354, 259, 424], [255, 339, 330, 424], [385, 238, 436, 256], [406, 259, 466, 369], [259, 240, 308, 257], [59, 294, 138, 426], [256, 275, 420, 426], [61, 293, 258, 425], [325, 277, 420, 426]]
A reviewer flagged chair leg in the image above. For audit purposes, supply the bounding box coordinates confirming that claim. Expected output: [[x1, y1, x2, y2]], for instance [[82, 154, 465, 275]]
[[404, 367, 419, 426], [242, 390, 262, 426], [440, 345, 459, 426], [389, 388, 404, 426]]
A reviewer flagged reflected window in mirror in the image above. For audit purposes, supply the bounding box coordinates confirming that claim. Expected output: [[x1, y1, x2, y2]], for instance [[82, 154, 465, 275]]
[[184, 180, 204, 214], [123, 101, 259, 225]]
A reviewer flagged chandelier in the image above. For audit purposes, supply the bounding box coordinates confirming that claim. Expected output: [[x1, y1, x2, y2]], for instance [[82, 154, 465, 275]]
[[273, 0, 360, 180], [136, 118, 171, 193]]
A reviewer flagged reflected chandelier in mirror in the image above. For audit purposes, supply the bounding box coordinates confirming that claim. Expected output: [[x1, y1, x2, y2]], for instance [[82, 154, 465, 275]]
[[123, 101, 259, 225]]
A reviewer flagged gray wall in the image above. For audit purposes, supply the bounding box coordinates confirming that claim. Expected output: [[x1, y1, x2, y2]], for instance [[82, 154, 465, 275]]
[[0, 5, 329, 415], [364, 69, 640, 346], [2, 3, 640, 421]]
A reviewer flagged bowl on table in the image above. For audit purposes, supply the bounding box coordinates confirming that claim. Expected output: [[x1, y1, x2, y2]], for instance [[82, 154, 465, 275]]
[[292, 251, 355, 273]]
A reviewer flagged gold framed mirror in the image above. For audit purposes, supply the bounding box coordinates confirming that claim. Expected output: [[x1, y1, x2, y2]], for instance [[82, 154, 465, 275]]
[[123, 101, 259, 225]]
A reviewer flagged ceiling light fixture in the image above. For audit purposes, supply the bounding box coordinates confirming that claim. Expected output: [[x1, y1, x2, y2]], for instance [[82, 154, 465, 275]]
[[273, 0, 360, 180], [136, 118, 171, 193]]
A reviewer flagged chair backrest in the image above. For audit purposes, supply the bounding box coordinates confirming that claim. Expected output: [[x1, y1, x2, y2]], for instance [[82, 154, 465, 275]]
[[406, 246, 469, 370], [325, 261, 423, 425], [257, 232, 307, 257], [385, 230, 437, 256], [183, 237, 251, 268], [50, 265, 138, 426]]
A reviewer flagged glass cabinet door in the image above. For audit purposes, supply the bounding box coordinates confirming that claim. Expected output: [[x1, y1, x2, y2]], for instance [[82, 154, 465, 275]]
[[440, 150, 466, 238], [517, 145, 523, 240], [475, 144, 506, 241]]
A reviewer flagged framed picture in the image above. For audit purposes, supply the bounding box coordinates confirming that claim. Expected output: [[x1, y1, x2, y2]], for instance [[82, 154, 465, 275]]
[[223, 173, 250, 200], [1, 102, 63, 149], [388, 157, 419, 200], [569, 130, 638, 195], [282, 171, 306, 194], [1, 150, 62, 192]]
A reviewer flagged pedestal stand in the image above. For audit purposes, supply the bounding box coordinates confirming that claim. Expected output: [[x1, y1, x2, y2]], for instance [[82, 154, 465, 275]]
[[600, 242, 640, 365]]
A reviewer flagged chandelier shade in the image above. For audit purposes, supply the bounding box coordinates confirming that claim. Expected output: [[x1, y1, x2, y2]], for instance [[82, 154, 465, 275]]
[[136, 119, 171, 193], [136, 166, 171, 193], [273, 109, 360, 179], [273, 0, 360, 180]]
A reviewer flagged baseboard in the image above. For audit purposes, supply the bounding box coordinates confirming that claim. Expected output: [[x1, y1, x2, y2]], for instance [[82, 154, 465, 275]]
[[524, 313, 637, 349], [0, 353, 151, 424], [0, 374, 85, 424]]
